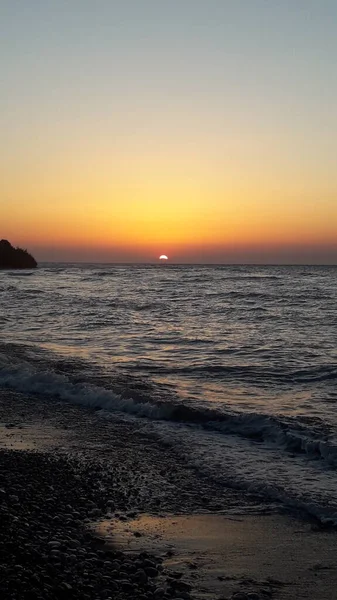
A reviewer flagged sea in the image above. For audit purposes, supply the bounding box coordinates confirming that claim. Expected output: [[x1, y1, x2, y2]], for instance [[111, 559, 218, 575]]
[[1, 263, 337, 523]]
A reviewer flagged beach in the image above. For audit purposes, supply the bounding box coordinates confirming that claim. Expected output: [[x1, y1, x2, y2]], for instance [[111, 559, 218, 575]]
[[2, 388, 337, 600], [1, 263, 337, 599], [3, 0, 337, 596]]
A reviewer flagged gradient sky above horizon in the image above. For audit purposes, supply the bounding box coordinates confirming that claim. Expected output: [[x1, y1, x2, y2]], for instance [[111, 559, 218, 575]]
[[1, 0, 337, 264]]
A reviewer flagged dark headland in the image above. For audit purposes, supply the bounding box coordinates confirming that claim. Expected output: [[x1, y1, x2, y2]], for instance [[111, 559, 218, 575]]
[[0, 239, 37, 269]]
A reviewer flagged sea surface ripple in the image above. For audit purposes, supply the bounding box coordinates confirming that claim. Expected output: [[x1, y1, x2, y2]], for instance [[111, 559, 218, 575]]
[[1, 264, 337, 523]]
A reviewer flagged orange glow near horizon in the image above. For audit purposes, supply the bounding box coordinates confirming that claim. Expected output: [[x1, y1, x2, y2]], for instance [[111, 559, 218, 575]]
[[3, 167, 337, 260]]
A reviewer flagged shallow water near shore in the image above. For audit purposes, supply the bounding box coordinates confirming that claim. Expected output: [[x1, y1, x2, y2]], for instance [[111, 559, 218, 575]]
[[1, 263, 337, 523]]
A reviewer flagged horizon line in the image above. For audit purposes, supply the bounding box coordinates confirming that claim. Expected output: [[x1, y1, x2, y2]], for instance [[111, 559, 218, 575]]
[[37, 261, 337, 267]]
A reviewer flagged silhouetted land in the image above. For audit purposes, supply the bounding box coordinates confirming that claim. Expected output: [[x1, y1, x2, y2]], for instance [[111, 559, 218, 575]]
[[0, 239, 37, 269]]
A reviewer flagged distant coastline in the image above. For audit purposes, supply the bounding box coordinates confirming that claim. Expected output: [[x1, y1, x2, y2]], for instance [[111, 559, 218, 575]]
[[0, 239, 37, 269]]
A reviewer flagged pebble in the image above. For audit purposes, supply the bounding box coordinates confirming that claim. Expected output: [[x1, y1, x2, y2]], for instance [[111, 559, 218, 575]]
[[134, 569, 148, 584], [154, 586, 166, 596], [171, 580, 192, 592], [145, 567, 159, 578], [48, 541, 61, 548]]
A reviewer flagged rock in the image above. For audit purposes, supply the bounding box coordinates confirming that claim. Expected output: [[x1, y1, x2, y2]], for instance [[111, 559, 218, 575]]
[[171, 581, 192, 592], [109, 581, 119, 591], [0, 239, 37, 269], [143, 559, 157, 568], [9, 494, 19, 503], [110, 569, 120, 579], [67, 539, 81, 548], [134, 569, 148, 584], [145, 567, 159, 578], [120, 580, 134, 592], [231, 594, 249, 600], [48, 541, 61, 548], [61, 582, 72, 591], [171, 571, 183, 579]]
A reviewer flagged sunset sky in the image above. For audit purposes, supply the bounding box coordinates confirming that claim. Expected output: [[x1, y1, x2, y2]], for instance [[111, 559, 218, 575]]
[[1, 1, 337, 263]]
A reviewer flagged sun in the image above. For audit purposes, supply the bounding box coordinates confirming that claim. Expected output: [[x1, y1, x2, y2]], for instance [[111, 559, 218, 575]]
[[159, 255, 168, 260]]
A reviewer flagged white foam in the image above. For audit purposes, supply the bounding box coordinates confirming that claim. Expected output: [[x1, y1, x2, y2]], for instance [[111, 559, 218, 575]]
[[128, 416, 337, 525], [0, 353, 169, 419]]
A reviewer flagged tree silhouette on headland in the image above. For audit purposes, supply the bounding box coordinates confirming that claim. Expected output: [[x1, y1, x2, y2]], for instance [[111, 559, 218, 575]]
[[0, 240, 37, 269]]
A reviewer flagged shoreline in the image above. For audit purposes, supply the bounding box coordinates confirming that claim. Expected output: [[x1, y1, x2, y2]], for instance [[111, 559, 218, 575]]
[[1, 389, 337, 599]]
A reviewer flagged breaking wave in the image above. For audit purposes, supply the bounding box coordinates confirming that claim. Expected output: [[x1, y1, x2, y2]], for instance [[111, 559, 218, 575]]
[[0, 351, 336, 467]]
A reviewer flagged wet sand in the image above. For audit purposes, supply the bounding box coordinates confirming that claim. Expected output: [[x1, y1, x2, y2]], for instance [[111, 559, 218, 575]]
[[1, 388, 337, 599], [96, 514, 337, 600]]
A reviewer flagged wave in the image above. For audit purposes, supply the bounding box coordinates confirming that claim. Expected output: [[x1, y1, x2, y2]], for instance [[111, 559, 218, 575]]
[[0, 285, 18, 292], [121, 362, 337, 384], [226, 291, 273, 298], [222, 275, 282, 280], [295, 367, 337, 383], [42, 268, 67, 274], [0, 350, 336, 467], [20, 289, 45, 296], [2, 347, 337, 525], [94, 271, 122, 277], [0, 352, 169, 419], [6, 271, 35, 277], [164, 404, 337, 465]]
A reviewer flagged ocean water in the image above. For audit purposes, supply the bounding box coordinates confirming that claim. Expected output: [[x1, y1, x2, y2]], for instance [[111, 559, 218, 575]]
[[1, 263, 337, 522]]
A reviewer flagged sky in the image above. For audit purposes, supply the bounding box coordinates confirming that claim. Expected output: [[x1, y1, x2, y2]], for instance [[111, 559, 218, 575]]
[[1, 0, 337, 264]]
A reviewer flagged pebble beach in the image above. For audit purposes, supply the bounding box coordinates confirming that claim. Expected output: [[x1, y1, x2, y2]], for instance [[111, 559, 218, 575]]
[[2, 388, 337, 600], [0, 389, 252, 600]]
